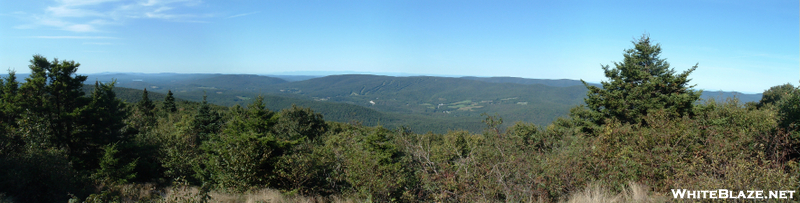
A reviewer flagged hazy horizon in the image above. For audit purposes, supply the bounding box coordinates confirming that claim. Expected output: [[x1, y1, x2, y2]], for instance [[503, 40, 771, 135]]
[[1, 0, 797, 93], [0, 71, 768, 94]]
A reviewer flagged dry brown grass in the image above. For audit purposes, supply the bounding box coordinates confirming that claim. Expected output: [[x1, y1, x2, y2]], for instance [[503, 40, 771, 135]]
[[110, 184, 359, 203], [564, 182, 667, 203], [93, 182, 672, 203]]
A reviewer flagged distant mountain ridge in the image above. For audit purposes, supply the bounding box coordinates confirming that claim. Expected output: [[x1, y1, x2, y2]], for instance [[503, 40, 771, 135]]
[[0, 72, 767, 104], [461, 76, 599, 87], [459, 76, 762, 103], [259, 74, 594, 128], [698, 90, 762, 103], [0, 72, 766, 132]]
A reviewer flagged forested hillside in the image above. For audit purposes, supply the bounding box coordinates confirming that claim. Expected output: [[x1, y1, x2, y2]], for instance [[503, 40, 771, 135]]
[[462, 76, 763, 103], [461, 76, 594, 87], [2, 72, 764, 134], [0, 36, 796, 202], [263, 74, 588, 126], [77, 73, 593, 132]]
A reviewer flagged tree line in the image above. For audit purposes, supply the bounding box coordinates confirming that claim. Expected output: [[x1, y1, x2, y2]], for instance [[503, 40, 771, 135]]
[[0, 35, 798, 202]]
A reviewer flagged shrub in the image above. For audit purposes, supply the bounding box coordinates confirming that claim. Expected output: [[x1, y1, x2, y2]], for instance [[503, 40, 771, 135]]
[[0, 149, 90, 202]]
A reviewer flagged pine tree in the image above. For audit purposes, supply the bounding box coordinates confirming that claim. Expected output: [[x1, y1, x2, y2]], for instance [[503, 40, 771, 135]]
[[0, 71, 22, 153], [0, 71, 20, 128], [191, 93, 221, 143], [582, 34, 701, 125], [12, 55, 129, 171], [18, 55, 89, 149], [93, 143, 137, 184], [276, 105, 325, 141], [137, 88, 155, 117], [163, 90, 177, 113], [73, 80, 130, 170]]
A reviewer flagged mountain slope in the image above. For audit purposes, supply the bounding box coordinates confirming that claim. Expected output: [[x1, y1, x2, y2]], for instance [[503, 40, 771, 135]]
[[178, 74, 288, 91], [95, 85, 483, 133], [262, 74, 588, 127], [461, 76, 594, 87], [699, 91, 762, 103], [69, 73, 766, 132], [460, 76, 763, 103]]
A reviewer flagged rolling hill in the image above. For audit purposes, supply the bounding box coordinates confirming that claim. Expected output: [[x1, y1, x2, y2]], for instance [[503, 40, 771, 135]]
[[461, 76, 595, 87], [460, 76, 763, 103], [259, 74, 589, 126], [93, 85, 485, 133], [5, 72, 766, 132]]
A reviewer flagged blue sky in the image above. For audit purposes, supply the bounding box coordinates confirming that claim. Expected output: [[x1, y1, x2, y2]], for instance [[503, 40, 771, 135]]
[[0, 0, 797, 93]]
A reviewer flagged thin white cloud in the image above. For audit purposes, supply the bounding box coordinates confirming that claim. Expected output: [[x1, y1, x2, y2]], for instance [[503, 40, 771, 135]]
[[89, 19, 118, 25], [227, 11, 259, 19], [141, 0, 160, 6], [18, 15, 101, 33], [31, 36, 117, 39], [83, 42, 114, 45], [65, 24, 98, 32], [14, 0, 211, 33], [57, 0, 120, 7], [46, 6, 103, 17]]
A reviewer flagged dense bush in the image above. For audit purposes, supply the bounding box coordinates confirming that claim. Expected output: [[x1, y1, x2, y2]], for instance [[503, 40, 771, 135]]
[[0, 148, 90, 203]]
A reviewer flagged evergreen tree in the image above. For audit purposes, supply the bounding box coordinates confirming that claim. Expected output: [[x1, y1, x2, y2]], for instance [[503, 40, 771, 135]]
[[0, 71, 22, 153], [276, 105, 326, 141], [12, 55, 128, 171], [93, 143, 137, 184], [225, 96, 277, 135], [201, 97, 279, 190], [18, 55, 89, 149], [191, 93, 221, 143], [582, 34, 701, 125], [0, 71, 20, 128], [137, 88, 155, 117], [131, 88, 157, 132], [163, 90, 177, 113], [73, 81, 130, 170]]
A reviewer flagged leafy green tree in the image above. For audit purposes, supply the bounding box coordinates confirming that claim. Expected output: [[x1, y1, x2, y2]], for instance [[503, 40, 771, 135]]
[[9, 56, 129, 171], [275, 105, 326, 141], [760, 83, 796, 108], [774, 85, 800, 128], [163, 90, 177, 113], [582, 35, 701, 125], [0, 56, 129, 202], [772, 85, 800, 162], [201, 97, 284, 191], [333, 127, 415, 201], [17, 55, 89, 150]]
